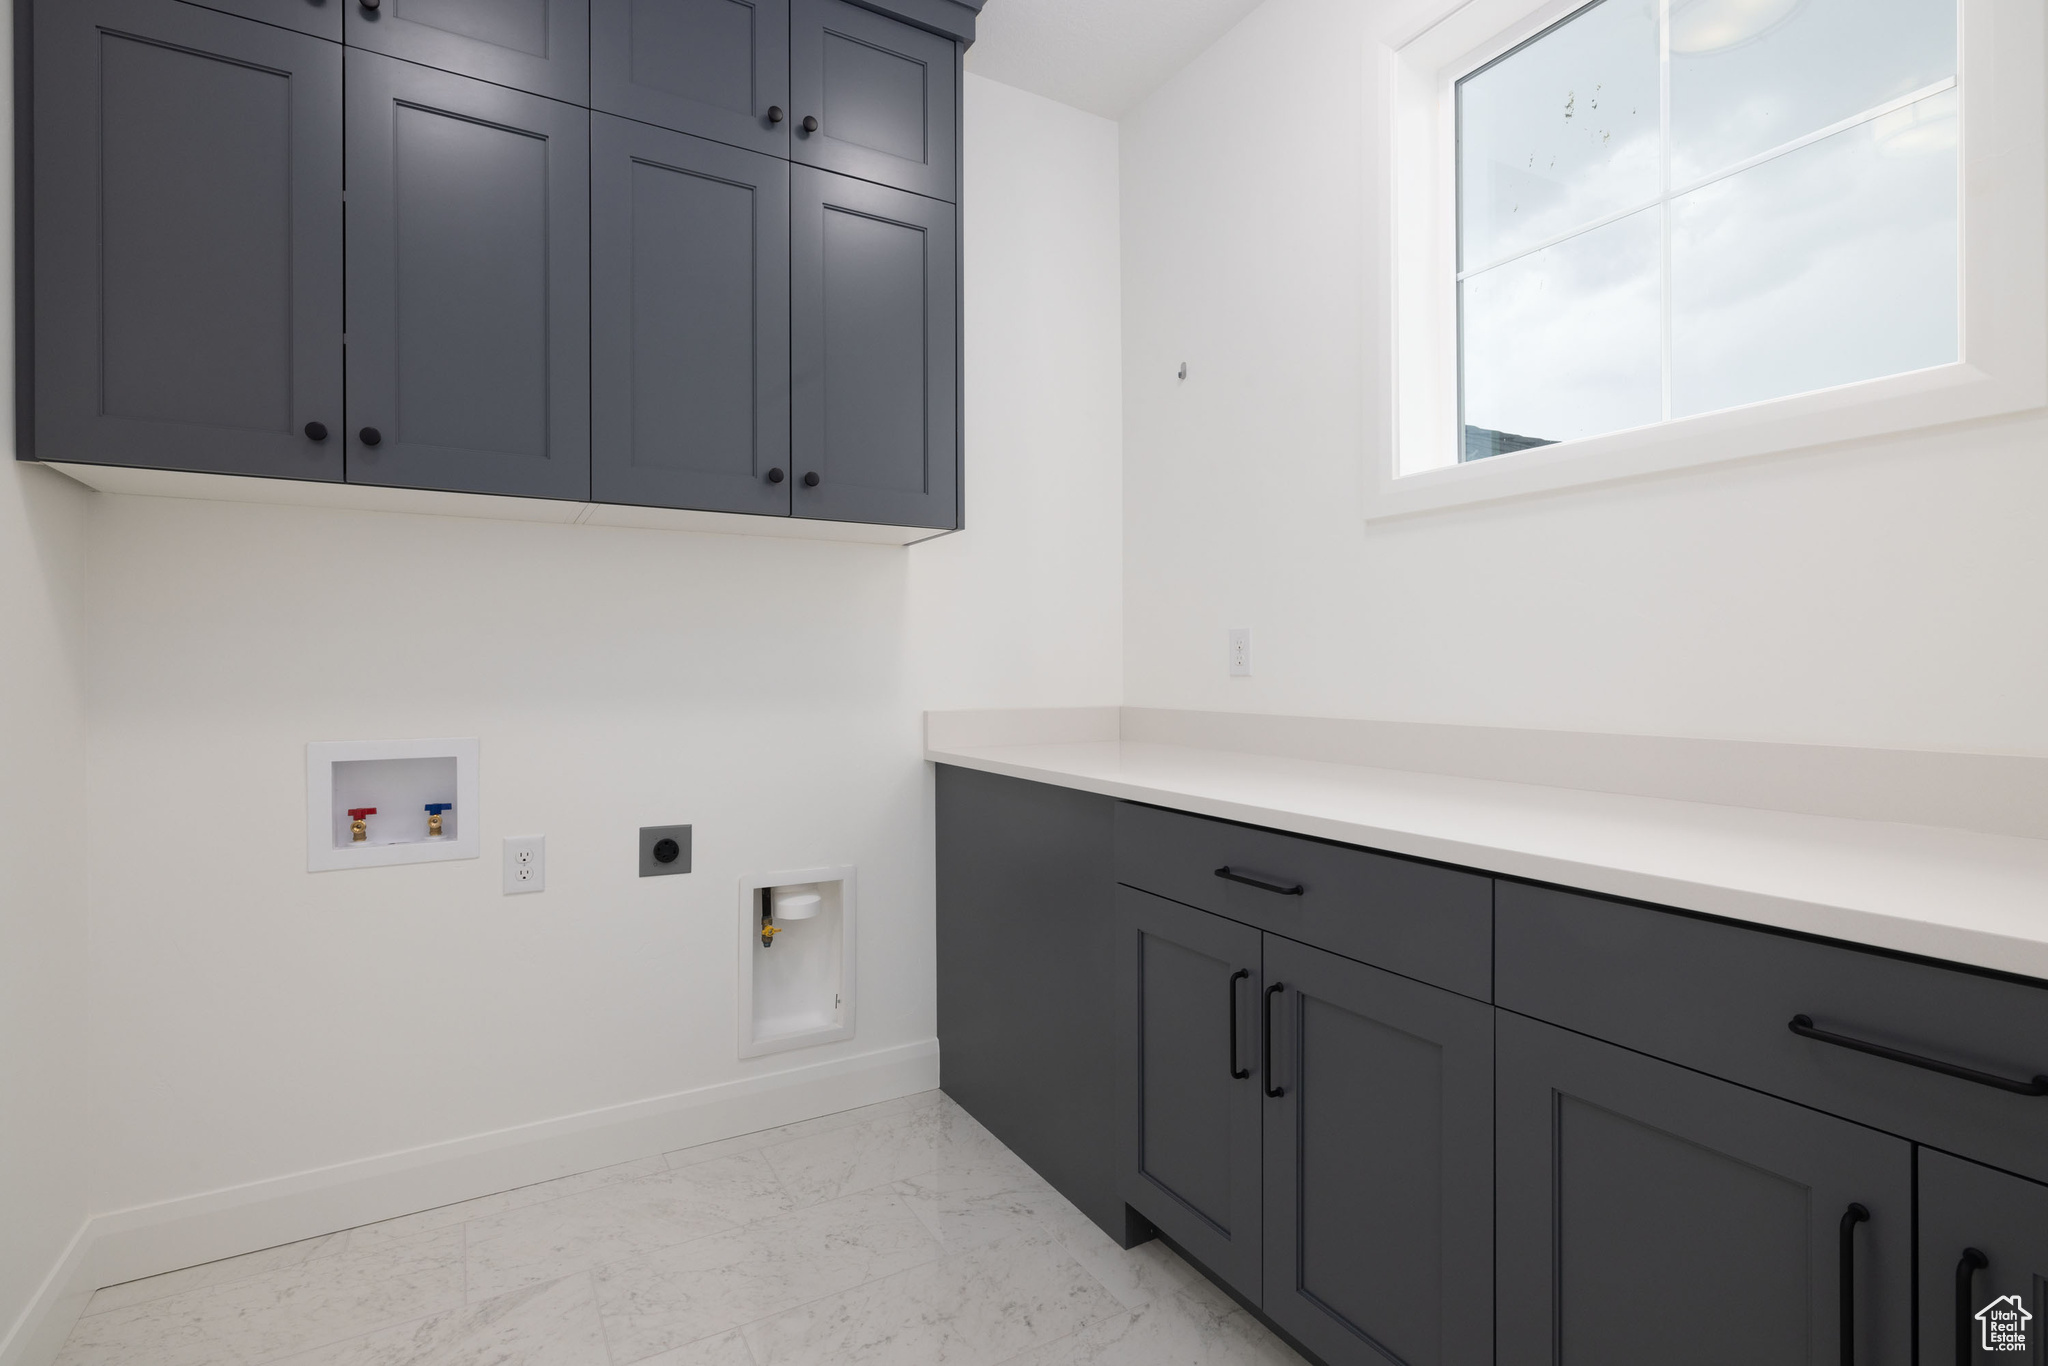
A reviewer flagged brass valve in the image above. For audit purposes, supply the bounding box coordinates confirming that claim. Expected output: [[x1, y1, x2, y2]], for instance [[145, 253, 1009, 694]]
[[348, 807, 377, 842]]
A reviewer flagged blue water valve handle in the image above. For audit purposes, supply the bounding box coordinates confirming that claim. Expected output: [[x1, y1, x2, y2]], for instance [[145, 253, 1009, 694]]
[[425, 803, 454, 815]]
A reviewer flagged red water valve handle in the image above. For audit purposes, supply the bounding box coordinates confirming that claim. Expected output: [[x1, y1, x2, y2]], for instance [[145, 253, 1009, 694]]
[[348, 808, 378, 820]]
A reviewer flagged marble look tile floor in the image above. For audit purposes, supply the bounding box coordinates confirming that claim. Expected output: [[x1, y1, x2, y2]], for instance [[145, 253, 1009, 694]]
[[56, 1092, 1309, 1366]]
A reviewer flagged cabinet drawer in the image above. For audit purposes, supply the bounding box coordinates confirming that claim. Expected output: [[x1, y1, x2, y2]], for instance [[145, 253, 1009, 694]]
[[1498, 881, 2048, 1185], [1114, 803, 1492, 1000]]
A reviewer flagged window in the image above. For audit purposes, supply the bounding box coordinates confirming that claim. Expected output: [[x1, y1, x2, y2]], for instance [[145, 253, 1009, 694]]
[[1457, 0, 1957, 461], [1375, 0, 2045, 520]]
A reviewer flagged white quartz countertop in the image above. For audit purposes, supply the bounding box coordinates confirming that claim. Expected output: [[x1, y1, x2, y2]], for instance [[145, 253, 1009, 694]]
[[927, 737, 2048, 983]]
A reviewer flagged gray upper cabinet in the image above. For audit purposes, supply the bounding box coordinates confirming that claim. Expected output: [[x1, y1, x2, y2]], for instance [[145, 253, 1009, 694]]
[[28, 0, 344, 480], [791, 0, 957, 202], [1498, 1011, 1913, 1366], [1117, 886, 1266, 1300], [1262, 936, 1493, 1366], [592, 0, 789, 156], [791, 166, 958, 528], [1920, 1150, 2048, 1366], [345, 52, 591, 500], [344, 0, 590, 105], [178, 0, 342, 40], [592, 115, 790, 515]]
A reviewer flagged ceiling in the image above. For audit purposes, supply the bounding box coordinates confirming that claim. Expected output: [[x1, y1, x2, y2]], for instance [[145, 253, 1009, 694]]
[[964, 0, 1268, 119]]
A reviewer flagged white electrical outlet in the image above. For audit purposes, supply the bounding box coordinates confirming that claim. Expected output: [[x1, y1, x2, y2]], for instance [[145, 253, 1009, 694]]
[[1228, 628, 1252, 677], [503, 835, 546, 894]]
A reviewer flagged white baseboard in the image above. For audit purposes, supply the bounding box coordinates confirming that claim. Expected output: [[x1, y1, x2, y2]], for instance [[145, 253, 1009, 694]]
[[0, 1039, 939, 1366]]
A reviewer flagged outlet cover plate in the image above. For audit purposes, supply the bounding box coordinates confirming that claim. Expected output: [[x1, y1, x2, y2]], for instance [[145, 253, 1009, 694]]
[[639, 825, 693, 877], [503, 835, 545, 894]]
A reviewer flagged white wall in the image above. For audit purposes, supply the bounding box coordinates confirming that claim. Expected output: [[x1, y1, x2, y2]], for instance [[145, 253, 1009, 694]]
[[71, 74, 1121, 1233], [1119, 0, 2048, 756]]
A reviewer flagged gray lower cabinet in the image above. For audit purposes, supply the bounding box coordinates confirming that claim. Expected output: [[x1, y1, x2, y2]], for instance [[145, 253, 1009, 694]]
[[1920, 1150, 2048, 1366], [345, 52, 591, 500], [791, 167, 958, 528], [791, 0, 958, 201], [1117, 886, 1267, 1296], [181, 0, 341, 40], [1262, 936, 1493, 1366], [591, 115, 790, 515], [593, 0, 790, 157], [934, 766, 1129, 1243], [1497, 1010, 1912, 1366], [29, 0, 344, 478], [343, 0, 590, 105]]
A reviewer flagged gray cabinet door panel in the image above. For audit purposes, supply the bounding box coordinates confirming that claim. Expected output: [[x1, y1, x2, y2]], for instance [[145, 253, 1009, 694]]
[[345, 0, 589, 104], [1262, 937, 1493, 1366], [1498, 1011, 1912, 1366], [592, 114, 789, 515], [791, 0, 956, 201], [1116, 802, 1494, 1001], [346, 52, 590, 500], [592, 0, 788, 155], [1117, 886, 1265, 1299], [177, 0, 342, 41], [1920, 1150, 2048, 1365], [1497, 881, 2048, 1186], [31, 0, 343, 478], [790, 167, 957, 529]]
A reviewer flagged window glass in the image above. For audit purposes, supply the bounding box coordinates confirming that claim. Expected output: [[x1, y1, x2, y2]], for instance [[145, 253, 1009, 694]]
[[1672, 89, 1957, 416], [1462, 208, 1663, 452], [1670, 0, 1957, 185], [1456, 0, 1958, 461], [1458, 0, 1660, 269]]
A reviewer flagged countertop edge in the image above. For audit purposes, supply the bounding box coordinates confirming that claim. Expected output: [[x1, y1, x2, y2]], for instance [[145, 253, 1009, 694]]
[[928, 745, 2048, 985]]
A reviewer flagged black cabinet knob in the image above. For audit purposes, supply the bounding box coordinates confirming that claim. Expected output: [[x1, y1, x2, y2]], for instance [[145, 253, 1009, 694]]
[[359, 427, 382, 447], [801, 115, 819, 133], [802, 471, 820, 487], [768, 106, 785, 124], [303, 421, 329, 442], [766, 467, 786, 484]]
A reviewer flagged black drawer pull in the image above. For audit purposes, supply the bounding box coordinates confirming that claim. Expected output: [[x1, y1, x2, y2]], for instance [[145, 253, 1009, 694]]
[[1214, 866, 1304, 897], [1956, 1247, 1988, 1365], [1227, 968, 1250, 1080], [1263, 983, 1285, 1098], [1789, 1015, 2048, 1096], [1839, 1203, 1868, 1366]]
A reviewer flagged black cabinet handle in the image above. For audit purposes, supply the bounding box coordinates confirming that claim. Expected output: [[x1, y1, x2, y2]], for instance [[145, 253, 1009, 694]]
[[1227, 969, 1250, 1080], [1956, 1247, 1988, 1365], [1839, 1203, 1869, 1366], [802, 471, 820, 487], [303, 421, 328, 442], [1790, 1015, 2048, 1096], [801, 115, 820, 133], [358, 427, 382, 447], [1263, 982, 1285, 1098], [766, 467, 785, 484], [1214, 866, 1304, 897], [768, 105, 785, 123]]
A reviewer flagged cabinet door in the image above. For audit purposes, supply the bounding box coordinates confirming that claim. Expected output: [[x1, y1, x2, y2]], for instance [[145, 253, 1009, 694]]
[[1262, 937, 1493, 1366], [591, 115, 790, 515], [1116, 886, 1265, 1299], [790, 0, 956, 201], [1921, 1150, 2048, 1365], [345, 0, 589, 105], [182, 0, 342, 40], [592, 0, 788, 156], [30, 0, 343, 479], [790, 167, 958, 529], [345, 52, 590, 500], [1498, 1012, 1912, 1366]]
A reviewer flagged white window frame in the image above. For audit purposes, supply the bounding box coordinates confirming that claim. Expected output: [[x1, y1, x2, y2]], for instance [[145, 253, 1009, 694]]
[[1369, 0, 2045, 522]]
